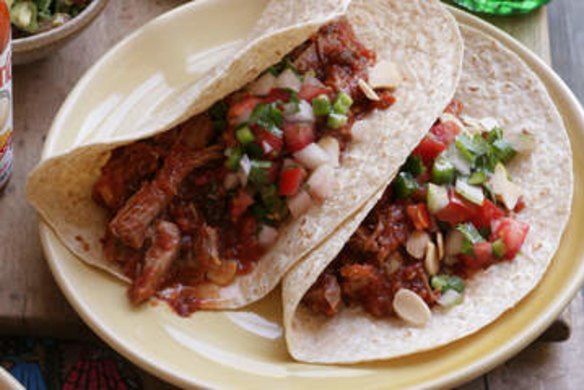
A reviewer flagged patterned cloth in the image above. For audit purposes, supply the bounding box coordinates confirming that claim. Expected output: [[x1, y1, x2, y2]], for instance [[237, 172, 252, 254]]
[[0, 337, 142, 390]]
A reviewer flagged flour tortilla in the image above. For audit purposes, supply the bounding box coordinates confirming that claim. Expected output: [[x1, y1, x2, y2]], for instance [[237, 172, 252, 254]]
[[26, 0, 462, 309], [282, 25, 573, 364]]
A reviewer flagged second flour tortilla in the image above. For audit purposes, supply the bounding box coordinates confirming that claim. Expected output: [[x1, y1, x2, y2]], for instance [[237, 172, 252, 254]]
[[282, 25, 573, 364]]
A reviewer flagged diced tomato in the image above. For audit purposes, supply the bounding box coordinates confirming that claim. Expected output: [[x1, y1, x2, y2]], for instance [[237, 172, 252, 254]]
[[474, 242, 494, 267], [299, 84, 331, 102], [459, 241, 493, 270], [263, 88, 292, 104], [279, 167, 306, 196], [435, 191, 478, 225], [431, 121, 460, 146], [228, 96, 262, 126], [230, 190, 255, 221], [445, 100, 464, 116], [283, 122, 315, 152], [471, 199, 505, 230], [491, 218, 529, 260], [412, 135, 447, 166], [406, 203, 431, 230], [254, 127, 283, 159]]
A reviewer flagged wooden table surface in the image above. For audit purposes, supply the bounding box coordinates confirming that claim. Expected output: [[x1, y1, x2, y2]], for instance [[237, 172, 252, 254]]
[[0, 1, 582, 388]]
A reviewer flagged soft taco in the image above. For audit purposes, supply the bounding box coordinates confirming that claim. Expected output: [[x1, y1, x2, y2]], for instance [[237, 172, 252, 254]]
[[283, 25, 573, 363], [26, 0, 463, 313]]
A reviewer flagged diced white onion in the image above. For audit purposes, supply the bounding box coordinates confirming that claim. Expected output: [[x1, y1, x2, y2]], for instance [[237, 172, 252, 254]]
[[488, 163, 522, 210], [369, 60, 402, 90], [285, 100, 315, 123], [393, 288, 431, 327], [276, 68, 302, 92], [445, 145, 471, 175], [249, 72, 277, 96], [406, 231, 430, 259], [223, 173, 240, 190], [480, 117, 500, 131], [427, 183, 449, 214], [438, 289, 463, 308], [293, 143, 330, 170], [306, 164, 335, 201], [262, 141, 273, 155], [317, 136, 340, 167], [238, 154, 252, 186], [445, 229, 464, 256], [287, 190, 313, 219], [258, 225, 279, 248], [455, 178, 485, 205]]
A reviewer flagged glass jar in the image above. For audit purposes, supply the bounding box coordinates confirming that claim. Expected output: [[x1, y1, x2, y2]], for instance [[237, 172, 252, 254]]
[[0, 0, 11, 192]]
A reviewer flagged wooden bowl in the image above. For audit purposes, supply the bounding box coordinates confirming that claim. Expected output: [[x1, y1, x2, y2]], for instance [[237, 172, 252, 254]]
[[12, 0, 109, 65]]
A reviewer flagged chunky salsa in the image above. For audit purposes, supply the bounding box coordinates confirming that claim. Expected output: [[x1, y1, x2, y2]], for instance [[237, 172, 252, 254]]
[[93, 19, 397, 316], [302, 100, 532, 325]]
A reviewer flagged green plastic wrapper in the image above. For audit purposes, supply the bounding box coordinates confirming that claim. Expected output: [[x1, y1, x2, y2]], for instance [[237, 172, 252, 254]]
[[451, 0, 550, 15]]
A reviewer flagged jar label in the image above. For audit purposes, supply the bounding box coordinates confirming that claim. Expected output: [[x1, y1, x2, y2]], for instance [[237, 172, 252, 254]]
[[0, 38, 12, 189]]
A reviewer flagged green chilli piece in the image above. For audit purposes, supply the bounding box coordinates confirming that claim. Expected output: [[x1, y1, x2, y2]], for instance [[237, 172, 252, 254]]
[[327, 112, 348, 129], [312, 94, 332, 116], [432, 157, 455, 184], [431, 275, 465, 293], [468, 169, 487, 185], [457, 223, 483, 256], [491, 139, 517, 163], [492, 238, 507, 259], [455, 133, 489, 163], [404, 155, 425, 177], [224, 148, 243, 171], [236, 126, 255, 145], [249, 160, 272, 185], [332, 92, 353, 115], [394, 172, 419, 199]]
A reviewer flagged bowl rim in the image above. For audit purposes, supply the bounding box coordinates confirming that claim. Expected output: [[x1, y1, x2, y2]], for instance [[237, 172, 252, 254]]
[[12, 0, 110, 52]]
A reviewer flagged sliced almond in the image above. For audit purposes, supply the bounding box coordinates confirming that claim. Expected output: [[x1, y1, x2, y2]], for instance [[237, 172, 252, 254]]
[[393, 288, 431, 327], [206, 260, 238, 286], [436, 232, 444, 260], [406, 231, 430, 259], [369, 60, 401, 90], [445, 229, 464, 256], [424, 242, 439, 276], [358, 78, 380, 101]]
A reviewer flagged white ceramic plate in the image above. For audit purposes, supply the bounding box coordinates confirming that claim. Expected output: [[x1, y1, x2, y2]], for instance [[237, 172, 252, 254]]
[[39, 2, 584, 388]]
